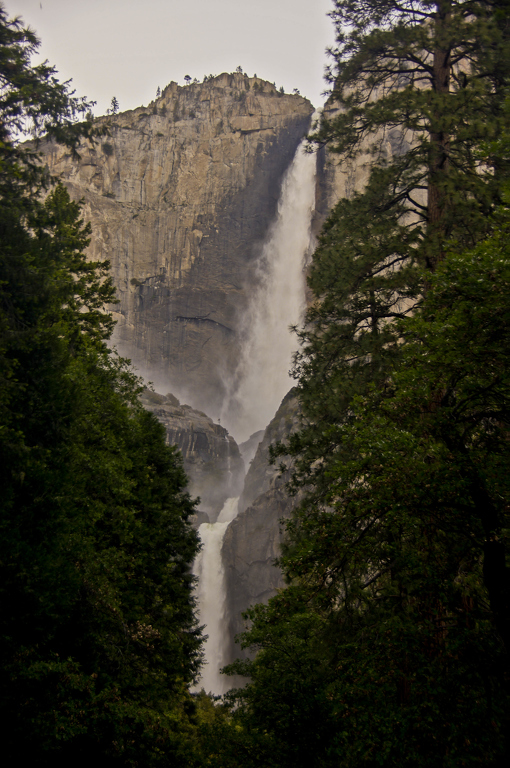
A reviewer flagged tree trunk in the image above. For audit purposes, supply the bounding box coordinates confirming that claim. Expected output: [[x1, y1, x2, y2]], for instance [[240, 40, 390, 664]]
[[426, 0, 452, 270]]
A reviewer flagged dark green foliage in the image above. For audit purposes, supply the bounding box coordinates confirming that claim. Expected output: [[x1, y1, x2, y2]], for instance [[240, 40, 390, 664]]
[[282, 0, 510, 505], [191, 690, 270, 768], [316, 0, 510, 267], [284, 167, 422, 502], [228, 216, 510, 768], [224, 3, 510, 766], [0, 184, 202, 764], [0, 5, 202, 764]]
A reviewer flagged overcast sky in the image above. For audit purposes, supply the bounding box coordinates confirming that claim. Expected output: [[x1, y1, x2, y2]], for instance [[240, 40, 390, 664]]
[[6, 0, 337, 116]]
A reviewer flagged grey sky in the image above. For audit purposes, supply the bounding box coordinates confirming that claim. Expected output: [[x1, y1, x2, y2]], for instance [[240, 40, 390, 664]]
[[6, 1, 337, 116]]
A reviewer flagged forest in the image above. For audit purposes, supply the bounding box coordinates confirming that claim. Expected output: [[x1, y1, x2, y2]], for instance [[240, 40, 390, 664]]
[[1, 0, 509, 766]]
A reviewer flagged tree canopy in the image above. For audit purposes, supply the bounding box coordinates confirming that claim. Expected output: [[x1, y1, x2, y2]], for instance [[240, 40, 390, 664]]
[[318, 0, 510, 266], [0, 6, 203, 764], [224, 2, 510, 766]]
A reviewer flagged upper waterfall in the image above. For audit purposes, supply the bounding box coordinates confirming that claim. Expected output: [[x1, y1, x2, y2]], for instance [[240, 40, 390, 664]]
[[220, 129, 318, 442], [40, 75, 314, 415]]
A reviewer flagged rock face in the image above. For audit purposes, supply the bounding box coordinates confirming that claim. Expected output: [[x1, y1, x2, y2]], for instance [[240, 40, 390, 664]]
[[41, 74, 314, 416], [314, 98, 414, 232], [222, 390, 302, 659], [40, 78, 388, 672], [140, 390, 244, 521], [238, 429, 265, 470]]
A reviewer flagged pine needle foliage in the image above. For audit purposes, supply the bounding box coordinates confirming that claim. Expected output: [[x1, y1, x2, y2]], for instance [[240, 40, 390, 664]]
[[317, 0, 510, 267], [0, 6, 203, 765], [225, 2, 510, 766]]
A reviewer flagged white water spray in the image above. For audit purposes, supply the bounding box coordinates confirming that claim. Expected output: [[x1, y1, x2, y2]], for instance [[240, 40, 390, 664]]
[[192, 497, 239, 694], [221, 133, 318, 442]]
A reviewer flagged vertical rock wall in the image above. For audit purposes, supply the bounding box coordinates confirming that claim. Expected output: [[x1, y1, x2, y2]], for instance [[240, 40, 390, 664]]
[[140, 390, 244, 521], [41, 74, 313, 416], [222, 390, 302, 660]]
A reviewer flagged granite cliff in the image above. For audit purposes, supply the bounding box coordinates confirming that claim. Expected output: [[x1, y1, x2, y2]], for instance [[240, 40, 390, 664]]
[[140, 389, 244, 521], [222, 390, 302, 659], [41, 74, 313, 417], [38, 77, 382, 680]]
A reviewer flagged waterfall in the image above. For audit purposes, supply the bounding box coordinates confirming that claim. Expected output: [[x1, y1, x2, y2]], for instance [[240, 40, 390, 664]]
[[192, 497, 239, 694], [220, 131, 318, 442], [193, 125, 318, 694]]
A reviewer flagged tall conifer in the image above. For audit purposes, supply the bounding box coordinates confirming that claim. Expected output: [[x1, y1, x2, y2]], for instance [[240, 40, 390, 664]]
[[228, 2, 510, 765], [0, 7, 202, 763]]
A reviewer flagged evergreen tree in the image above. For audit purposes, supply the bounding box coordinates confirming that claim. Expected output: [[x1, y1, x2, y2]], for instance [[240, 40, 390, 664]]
[[318, 0, 510, 267], [225, 3, 510, 765], [277, 0, 510, 588], [227, 204, 510, 768], [283, 0, 510, 499], [285, 167, 422, 503], [0, 6, 202, 764], [110, 95, 120, 115]]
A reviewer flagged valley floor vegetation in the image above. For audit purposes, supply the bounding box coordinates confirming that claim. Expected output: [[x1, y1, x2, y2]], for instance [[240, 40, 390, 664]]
[[2, 0, 510, 766]]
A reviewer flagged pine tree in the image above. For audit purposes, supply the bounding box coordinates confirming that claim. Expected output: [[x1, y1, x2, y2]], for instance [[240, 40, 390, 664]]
[[226, 3, 510, 765], [284, 167, 422, 502], [318, 0, 510, 268], [228, 201, 510, 768], [0, 7, 203, 764], [109, 95, 119, 115], [281, 0, 510, 498]]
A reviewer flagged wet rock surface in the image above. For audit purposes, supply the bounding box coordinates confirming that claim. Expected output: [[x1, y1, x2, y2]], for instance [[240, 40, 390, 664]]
[[222, 390, 303, 659], [140, 390, 244, 520]]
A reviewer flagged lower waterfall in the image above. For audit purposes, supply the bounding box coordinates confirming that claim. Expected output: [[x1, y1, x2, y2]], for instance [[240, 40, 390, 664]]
[[220, 130, 318, 443], [192, 497, 239, 695]]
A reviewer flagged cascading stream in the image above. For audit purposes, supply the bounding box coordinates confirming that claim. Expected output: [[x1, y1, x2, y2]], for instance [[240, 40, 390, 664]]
[[220, 126, 318, 442], [192, 497, 239, 694]]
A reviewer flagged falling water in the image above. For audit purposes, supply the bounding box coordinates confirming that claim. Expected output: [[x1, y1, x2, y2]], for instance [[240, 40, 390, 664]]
[[194, 125, 318, 695], [192, 497, 239, 694], [220, 132, 318, 442]]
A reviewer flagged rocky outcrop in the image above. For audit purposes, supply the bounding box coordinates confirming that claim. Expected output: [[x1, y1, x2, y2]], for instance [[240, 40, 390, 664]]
[[222, 390, 302, 658], [238, 429, 264, 470], [41, 74, 314, 416], [140, 390, 244, 520]]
